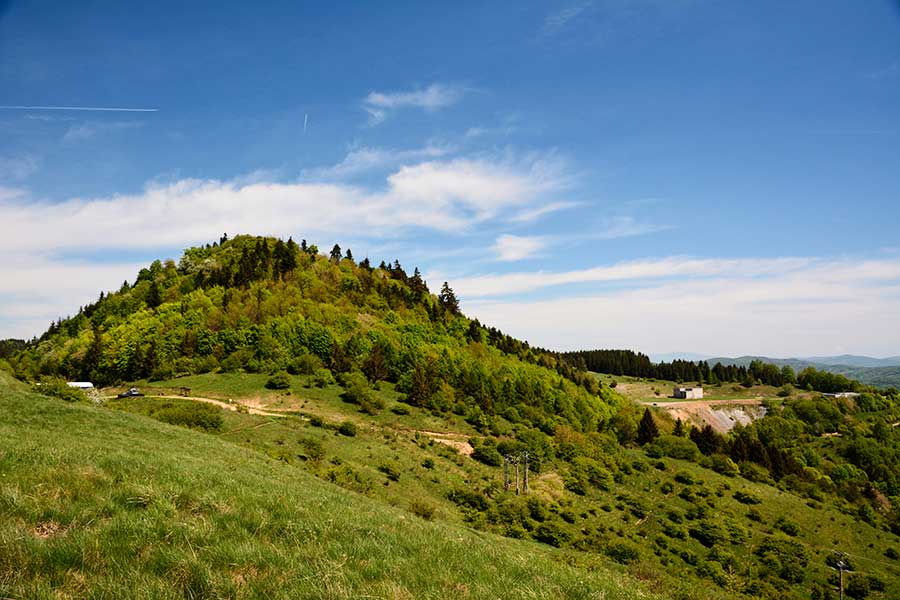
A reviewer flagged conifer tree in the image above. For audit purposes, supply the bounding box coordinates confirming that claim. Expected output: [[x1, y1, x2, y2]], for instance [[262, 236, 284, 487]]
[[438, 282, 460, 315], [330, 244, 342, 263], [637, 408, 660, 445], [345, 248, 353, 262], [673, 418, 685, 437]]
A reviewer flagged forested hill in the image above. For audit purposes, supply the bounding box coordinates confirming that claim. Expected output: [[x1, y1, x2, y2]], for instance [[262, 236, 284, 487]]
[[7, 234, 615, 433], [562, 349, 867, 393]]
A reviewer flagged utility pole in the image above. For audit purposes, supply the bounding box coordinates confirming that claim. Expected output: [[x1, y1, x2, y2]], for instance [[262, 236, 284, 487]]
[[503, 455, 510, 491], [515, 457, 520, 495], [522, 451, 530, 494], [829, 552, 850, 600]]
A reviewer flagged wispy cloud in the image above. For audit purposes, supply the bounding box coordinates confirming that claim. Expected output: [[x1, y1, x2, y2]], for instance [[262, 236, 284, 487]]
[[541, 1, 594, 37], [0, 155, 38, 181], [493, 235, 546, 262], [62, 121, 144, 143], [0, 105, 158, 112], [593, 215, 671, 239], [363, 83, 465, 125], [510, 201, 579, 223], [464, 257, 900, 356], [450, 256, 815, 298], [302, 144, 454, 180]]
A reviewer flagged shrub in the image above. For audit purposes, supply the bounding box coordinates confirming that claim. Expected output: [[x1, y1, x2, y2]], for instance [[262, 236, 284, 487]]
[[298, 437, 325, 461], [153, 402, 223, 432], [409, 499, 436, 520], [378, 462, 401, 481], [337, 421, 357, 436], [265, 371, 292, 390], [646, 435, 700, 461], [674, 471, 695, 485], [533, 521, 570, 547], [390, 404, 410, 415], [704, 454, 739, 477], [604, 541, 640, 564], [35, 378, 87, 403], [734, 490, 762, 505], [885, 547, 899, 560], [421, 458, 435, 469], [688, 519, 727, 548], [447, 488, 489, 512], [774, 516, 800, 537], [471, 440, 502, 467]]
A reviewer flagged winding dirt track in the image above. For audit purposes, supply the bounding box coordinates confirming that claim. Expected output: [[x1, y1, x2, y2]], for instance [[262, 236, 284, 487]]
[[109, 394, 291, 418]]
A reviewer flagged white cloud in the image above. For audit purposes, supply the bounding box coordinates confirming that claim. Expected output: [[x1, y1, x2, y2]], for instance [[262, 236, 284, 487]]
[[593, 215, 671, 239], [450, 256, 815, 298], [363, 83, 465, 124], [62, 120, 143, 143], [0, 155, 38, 181], [542, 1, 594, 36], [0, 155, 561, 255], [463, 257, 900, 356], [302, 144, 453, 180], [510, 201, 579, 222], [493, 235, 545, 262]]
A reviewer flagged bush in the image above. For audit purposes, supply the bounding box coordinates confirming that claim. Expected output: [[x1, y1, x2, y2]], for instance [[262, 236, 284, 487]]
[[35, 378, 87, 403], [390, 404, 410, 415], [704, 454, 739, 477], [409, 499, 436, 520], [734, 490, 762, 505], [604, 541, 640, 564], [378, 462, 401, 481], [153, 402, 223, 432], [447, 487, 488, 512], [646, 435, 700, 461], [471, 440, 502, 467], [298, 437, 325, 461], [533, 521, 570, 547], [421, 458, 435, 469], [265, 371, 292, 390], [337, 421, 357, 437], [774, 516, 800, 537]]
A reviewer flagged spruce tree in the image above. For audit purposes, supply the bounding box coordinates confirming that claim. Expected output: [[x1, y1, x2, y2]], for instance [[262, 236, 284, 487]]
[[330, 244, 342, 263], [673, 418, 685, 437], [637, 408, 660, 445], [438, 282, 460, 315]]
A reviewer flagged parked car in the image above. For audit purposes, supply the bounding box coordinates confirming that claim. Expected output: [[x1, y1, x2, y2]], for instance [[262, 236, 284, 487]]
[[117, 387, 144, 398]]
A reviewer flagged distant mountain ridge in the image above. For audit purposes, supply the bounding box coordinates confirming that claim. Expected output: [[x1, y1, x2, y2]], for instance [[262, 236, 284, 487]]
[[655, 353, 900, 389]]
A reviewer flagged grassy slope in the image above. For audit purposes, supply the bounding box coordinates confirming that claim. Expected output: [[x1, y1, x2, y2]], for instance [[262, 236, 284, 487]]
[[0, 376, 658, 600], [110, 375, 900, 599]]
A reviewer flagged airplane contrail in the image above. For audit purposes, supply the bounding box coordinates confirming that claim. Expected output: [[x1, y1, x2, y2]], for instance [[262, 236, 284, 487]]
[[304, 113, 308, 133], [0, 105, 159, 112]]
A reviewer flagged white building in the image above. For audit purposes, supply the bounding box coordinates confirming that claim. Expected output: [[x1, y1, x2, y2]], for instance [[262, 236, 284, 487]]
[[67, 382, 94, 389], [673, 386, 703, 399]]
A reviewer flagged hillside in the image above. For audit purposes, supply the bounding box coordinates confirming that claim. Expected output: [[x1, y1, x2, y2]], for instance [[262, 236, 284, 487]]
[[5, 235, 900, 599], [0, 372, 655, 599]]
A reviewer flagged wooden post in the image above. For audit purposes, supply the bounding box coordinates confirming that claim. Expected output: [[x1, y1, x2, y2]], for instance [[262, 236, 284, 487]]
[[515, 459, 520, 496], [503, 455, 510, 491], [523, 451, 529, 494]]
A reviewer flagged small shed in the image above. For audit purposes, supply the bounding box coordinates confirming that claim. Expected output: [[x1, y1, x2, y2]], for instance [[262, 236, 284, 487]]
[[673, 386, 703, 399]]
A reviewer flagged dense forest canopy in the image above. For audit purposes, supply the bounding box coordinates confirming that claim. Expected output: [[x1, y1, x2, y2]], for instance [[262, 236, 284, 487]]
[[7, 235, 614, 435]]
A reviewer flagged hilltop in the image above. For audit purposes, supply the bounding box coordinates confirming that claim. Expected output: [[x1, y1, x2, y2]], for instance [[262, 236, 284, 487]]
[[4, 235, 900, 599]]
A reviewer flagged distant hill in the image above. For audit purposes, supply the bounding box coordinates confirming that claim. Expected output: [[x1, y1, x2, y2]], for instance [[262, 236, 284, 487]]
[[704, 355, 900, 388]]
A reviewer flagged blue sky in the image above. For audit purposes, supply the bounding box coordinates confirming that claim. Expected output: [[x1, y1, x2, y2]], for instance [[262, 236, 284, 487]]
[[1, 0, 899, 356]]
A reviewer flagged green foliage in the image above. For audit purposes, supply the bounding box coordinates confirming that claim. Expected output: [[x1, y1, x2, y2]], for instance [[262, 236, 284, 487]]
[[646, 435, 700, 460], [34, 378, 88, 403], [265, 371, 292, 389], [152, 402, 223, 431], [604, 541, 641, 564], [337, 421, 357, 437]]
